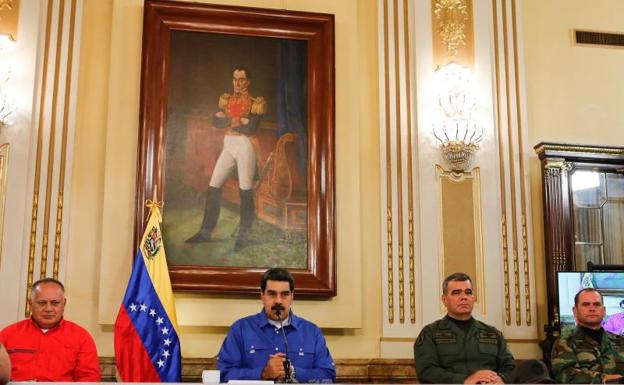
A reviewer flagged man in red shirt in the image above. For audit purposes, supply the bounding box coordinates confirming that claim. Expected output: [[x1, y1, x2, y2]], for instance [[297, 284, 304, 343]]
[[0, 278, 100, 381]]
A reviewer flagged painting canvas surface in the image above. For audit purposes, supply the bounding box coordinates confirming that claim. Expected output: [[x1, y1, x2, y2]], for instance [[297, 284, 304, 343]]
[[163, 31, 309, 269]]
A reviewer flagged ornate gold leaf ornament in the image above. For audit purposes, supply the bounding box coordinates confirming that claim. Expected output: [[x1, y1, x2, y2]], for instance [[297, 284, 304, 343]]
[[0, 0, 18, 40], [433, 0, 468, 56], [0, 0, 13, 16]]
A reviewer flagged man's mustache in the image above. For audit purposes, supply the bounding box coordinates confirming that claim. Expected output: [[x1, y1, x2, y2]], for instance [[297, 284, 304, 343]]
[[271, 304, 285, 312]]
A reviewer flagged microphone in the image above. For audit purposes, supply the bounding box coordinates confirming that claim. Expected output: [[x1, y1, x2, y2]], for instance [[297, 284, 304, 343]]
[[274, 305, 297, 383]]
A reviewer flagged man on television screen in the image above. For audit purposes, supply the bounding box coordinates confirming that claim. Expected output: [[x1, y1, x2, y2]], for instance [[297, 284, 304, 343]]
[[413, 273, 517, 384], [551, 288, 624, 383], [603, 299, 624, 335]]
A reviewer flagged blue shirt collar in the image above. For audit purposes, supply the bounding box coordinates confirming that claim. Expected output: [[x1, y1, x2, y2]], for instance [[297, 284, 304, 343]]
[[255, 308, 301, 329]]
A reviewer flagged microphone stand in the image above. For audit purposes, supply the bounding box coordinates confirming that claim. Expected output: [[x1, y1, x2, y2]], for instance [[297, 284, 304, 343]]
[[275, 309, 297, 383]]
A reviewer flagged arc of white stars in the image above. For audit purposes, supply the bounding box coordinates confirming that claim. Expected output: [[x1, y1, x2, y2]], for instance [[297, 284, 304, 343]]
[[161, 326, 169, 335], [162, 350, 170, 358], [164, 338, 172, 346], [156, 317, 164, 325], [157, 359, 165, 368], [129, 303, 137, 312], [149, 308, 156, 317], [139, 304, 148, 312]]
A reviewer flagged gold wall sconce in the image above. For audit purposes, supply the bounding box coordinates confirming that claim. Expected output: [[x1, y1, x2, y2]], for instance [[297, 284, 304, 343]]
[[433, 62, 482, 172]]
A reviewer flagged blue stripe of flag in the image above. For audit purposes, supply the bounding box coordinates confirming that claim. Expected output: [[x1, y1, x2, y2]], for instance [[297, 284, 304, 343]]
[[121, 250, 181, 382]]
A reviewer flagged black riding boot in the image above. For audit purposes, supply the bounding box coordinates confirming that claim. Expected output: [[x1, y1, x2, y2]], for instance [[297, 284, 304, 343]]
[[185, 186, 222, 243], [234, 189, 255, 250]]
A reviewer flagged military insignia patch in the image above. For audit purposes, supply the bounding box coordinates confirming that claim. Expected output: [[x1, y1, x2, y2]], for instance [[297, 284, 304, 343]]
[[415, 333, 425, 346], [478, 330, 498, 344], [434, 331, 457, 344], [143, 226, 161, 258]]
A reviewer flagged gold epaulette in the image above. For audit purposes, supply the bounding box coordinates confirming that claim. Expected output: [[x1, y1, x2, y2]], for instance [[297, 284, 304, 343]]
[[251, 96, 267, 115], [218, 93, 231, 110]]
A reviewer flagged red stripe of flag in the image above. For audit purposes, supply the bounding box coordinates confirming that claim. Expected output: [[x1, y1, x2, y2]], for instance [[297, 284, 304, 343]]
[[114, 306, 161, 382]]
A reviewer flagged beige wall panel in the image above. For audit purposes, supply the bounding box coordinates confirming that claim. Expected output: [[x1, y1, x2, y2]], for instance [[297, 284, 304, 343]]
[[65, 0, 380, 358], [440, 176, 477, 282], [523, 0, 624, 145], [63, 0, 112, 336], [523, 0, 624, 338]]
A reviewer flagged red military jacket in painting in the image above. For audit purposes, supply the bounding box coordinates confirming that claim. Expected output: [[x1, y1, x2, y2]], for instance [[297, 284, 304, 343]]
[[0, 318, 101, 382]]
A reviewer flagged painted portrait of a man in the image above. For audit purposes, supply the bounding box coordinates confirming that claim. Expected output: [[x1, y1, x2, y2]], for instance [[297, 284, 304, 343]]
[[162, 31, 308, 269]]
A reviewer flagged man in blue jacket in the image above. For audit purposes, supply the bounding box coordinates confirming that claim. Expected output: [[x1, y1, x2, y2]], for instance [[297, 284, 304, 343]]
[[217, 268, 336, 383]]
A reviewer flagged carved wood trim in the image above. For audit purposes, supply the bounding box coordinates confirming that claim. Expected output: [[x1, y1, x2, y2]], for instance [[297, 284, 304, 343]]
[[540, 160, 572, 325]]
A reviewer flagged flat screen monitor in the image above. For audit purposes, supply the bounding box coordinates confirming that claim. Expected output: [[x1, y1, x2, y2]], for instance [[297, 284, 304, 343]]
[[558, 271, 624, 335]]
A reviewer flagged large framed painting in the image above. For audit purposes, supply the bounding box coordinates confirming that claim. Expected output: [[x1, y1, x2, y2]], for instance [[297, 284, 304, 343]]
[[135, 0, 335, 296]]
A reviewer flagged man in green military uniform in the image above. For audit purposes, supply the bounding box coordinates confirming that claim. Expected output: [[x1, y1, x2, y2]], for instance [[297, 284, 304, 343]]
[[551, 288, 624, 383], [413, 273, 516, 384]]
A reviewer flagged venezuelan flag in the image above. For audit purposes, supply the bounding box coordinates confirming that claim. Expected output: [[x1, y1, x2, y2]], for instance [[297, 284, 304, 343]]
[[114, 203, 181, 382]]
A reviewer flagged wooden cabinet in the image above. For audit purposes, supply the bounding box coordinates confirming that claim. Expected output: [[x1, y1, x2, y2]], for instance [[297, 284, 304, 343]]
[[535, 142, 624, 329]]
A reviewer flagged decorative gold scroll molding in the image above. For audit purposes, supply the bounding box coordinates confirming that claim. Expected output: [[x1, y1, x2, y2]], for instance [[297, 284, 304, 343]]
[[509, 0, 532, 327], [431, 0, 474, 68], [491, 0, 511, 326], [492, 0, 534, 326], [26, 0, 54, 318], [0, 0, 20, 41], [53, 0, 77, 278], [40, 0, 68, 280], [522, 214, 531, 325], [535, 143, 624, 157], [402, 0, 416, 325], [499, 0, 522, 326], [382, 0, 394, 324], [436, 166, 485, 314], [0, 143, 9, 268], [544, 158, 571, 170], [392, 0, 405, 324]]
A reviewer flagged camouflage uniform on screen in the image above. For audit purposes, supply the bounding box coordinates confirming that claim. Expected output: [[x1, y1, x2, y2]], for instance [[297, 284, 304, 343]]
[[413, 316, 516, 384], [551, 326, 624, 383]]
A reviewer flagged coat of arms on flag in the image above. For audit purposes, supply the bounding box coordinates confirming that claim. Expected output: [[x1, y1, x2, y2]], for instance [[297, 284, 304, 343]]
[[143, 226, 162, 258]]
